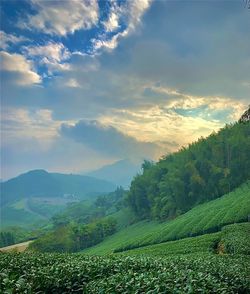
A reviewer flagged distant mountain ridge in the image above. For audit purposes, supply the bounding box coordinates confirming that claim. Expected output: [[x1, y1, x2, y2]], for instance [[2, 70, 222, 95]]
[[86, 159, 142, 188], [1, 169, 116, 207], [0, 170, 116, 228]]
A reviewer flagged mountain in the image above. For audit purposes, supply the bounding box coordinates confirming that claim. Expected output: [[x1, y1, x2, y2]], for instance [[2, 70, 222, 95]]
[[86, 159, 142, 188], [0, 170, 116, 228], [1, 169, 116, 206]]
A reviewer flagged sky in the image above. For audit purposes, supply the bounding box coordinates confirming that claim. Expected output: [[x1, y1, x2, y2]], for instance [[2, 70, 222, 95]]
[[0, 0, 249, 180]]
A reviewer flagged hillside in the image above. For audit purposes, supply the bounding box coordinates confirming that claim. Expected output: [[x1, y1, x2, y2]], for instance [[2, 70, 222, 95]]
[[0, 170, 116, 228], [1, 169, 116, 205], [121, 223, 250, 257], [84, 182, 250, 254], [26, 119, 250, 254], [128, 121, 250, 221]]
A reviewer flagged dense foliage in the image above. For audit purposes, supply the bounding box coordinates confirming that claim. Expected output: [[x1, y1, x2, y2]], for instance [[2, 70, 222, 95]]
[[128, 121, 250, 220], [0, 232, 15, 247], [239, 105, 250, 123], [52, 187, 126, 227], [220, 223, 250, 255], [0, 252, 249, 293], [31, 217, 117, 252], [28, 188, 127, 252], [0, 227, 37, 248]]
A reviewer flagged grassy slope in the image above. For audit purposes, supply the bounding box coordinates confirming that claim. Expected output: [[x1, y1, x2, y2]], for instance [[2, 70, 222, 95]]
[[1, 197, 64, 229], [120, 232, 221, 257], [1, 205, 44, 228], [122, 223, 250, 257], [84, 182, 250, 254]]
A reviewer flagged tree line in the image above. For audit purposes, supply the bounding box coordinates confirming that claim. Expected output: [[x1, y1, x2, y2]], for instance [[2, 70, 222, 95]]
[[127, 119, 250, 221], [31, 217, 117, 252]]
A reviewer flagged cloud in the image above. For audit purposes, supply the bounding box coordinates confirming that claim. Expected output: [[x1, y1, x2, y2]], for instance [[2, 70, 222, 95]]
[[0, 51, 41, 85], [19, 0, 99, 36], [142, 84, 247, 121], [99, 106, 224, 150], [92, 0, 152, 52], [22, 42, 71, 75], [64, 78, 81, 88], [1, 108, 60, 147], [125, 1, 250, 99], [1, 0, 249, 179], [22, 42, 70, 63], [103, 11, 120, 33], [0, 31, 29, 50], [0, 108, 122, 180], [60, 120, 160, 158]]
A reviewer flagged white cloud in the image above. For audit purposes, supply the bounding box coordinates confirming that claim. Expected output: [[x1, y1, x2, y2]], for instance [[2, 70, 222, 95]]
[[126, 0, 152, 32], [0, 31, 28, 50], [23, 42, 70, 63], [93, 30, 128, 51], [0, 51, 41, 85], [99, 107, 223, 151], [102, 0, 121, 32], [65, 78, 81, 88], [2, 108, 55, 135], [19, 0, 99, 36], [146, 85, 247, 120], [103, 11, 120, 32], [22, 42, 71, 75], [92, 0, 152, 52]]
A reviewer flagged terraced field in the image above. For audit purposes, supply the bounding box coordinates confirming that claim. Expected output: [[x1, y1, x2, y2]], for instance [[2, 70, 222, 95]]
[[84, 182, 250, 254], [120, 232, 221, 257]]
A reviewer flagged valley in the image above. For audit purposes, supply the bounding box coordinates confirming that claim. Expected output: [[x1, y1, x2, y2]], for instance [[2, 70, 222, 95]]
[[1, 111, 249, 293]]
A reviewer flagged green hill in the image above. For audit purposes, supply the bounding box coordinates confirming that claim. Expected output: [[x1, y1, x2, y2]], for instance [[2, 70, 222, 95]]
[[120, 223, 250, 257], [128, 121, 250, 221], [120, 232, 221, 257], [84, 182, 250, 254], [0, 170, 116, 229], [1, 169, 116, 206]]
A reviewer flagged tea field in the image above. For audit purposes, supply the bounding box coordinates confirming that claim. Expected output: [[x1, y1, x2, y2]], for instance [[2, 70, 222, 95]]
[[84, 183, 250, 254], [0, 252, 249, 293], [120, 232, 221, 257]]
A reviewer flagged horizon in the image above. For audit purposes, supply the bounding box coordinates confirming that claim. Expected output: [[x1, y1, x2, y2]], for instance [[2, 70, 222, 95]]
[[1, 0, 249, 179]]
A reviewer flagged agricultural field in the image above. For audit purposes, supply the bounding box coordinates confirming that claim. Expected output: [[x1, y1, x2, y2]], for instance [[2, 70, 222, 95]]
[[1, 196, 73, 229], [0, 252, 249, 293], [84, 183, 250, 254], [220, 223, 250, 255], [120, 232, 221, 257]]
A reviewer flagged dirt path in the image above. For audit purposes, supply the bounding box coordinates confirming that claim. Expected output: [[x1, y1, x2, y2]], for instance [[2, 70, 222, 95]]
[[0, 240, 33, 253]]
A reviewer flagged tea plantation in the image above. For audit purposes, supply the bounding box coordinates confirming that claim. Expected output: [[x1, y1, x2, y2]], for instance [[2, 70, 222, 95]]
[[1, 252, 249, 293], [84, 182, 250, 254]]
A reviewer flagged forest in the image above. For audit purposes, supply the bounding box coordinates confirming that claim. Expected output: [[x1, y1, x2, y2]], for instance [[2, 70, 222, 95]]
[[128, 120, 250, 220]]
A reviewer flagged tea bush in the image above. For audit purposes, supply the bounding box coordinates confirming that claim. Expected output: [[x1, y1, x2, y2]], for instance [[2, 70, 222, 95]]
[[0, 252, 249, 293]]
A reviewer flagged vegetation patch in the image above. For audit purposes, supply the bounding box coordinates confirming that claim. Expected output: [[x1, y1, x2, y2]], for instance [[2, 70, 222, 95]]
[[85, 183, 250, 254], [0, 253, 249, 293], [219, 223, 250, 255], [120, 232, 221, 257], [128, 122, 250, 221]]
